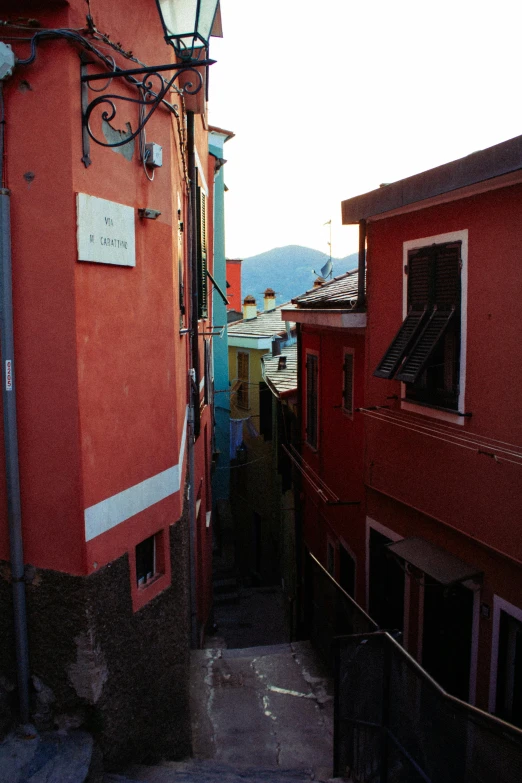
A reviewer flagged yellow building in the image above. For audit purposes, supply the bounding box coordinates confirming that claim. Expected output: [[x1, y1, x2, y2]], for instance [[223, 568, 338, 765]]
[[227, 291, 296, 584]]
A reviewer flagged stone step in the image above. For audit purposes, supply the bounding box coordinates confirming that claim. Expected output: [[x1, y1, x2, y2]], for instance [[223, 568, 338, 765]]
[[212, 590, 240, 605], [106, 760, 318, 783], [0, 728, 94, 783], [213, 578, 238, 594]]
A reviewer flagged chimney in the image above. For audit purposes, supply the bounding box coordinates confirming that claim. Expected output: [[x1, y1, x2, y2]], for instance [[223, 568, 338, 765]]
[[263, 288, 276, 312], [278, 355, 287, 371], [272, 336, 282, 356], [243, 294, 257, 320], [313, 276, 325, 289]]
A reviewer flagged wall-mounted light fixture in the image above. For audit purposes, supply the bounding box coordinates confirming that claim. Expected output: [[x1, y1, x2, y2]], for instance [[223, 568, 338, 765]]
[[80, 0, 221, 164], [155, 0, 222, 61], [138, 208, 162, 220]]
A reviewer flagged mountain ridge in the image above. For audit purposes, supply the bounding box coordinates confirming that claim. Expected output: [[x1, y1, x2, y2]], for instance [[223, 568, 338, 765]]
[[238, 245, 359, 306]]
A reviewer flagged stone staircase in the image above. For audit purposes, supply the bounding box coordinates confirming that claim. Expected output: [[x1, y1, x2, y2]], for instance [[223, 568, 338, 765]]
[[213, 577, 240, 606], [106, 642, 340, 783], [106, 760, 329, 782]]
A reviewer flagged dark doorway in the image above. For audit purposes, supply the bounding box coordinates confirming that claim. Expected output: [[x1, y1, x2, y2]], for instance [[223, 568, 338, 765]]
[[252, 511, 262, 582], [496, 610, 522, 728], [369, 528, 405, 632], [339, 545, 355, 598], [422, 577, 473, 701]]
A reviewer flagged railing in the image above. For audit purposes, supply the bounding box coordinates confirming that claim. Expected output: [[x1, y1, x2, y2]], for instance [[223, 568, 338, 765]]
[[334, 632, 522, 783], [304, 552, 377, 665], [304, 553, 522, 781]]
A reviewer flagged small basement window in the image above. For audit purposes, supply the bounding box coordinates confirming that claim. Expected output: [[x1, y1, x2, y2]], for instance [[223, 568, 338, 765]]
[[136, 534, 158, 587]]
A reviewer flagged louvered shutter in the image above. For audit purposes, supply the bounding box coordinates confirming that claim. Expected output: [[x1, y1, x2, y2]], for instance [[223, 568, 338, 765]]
[[306, 354, 318, 448], [343, 353, 354, 415], [396, 243, 460, 384], [237, 352, 249, 409], [197, 185, 208, 319], [374, 250, 430, 379]]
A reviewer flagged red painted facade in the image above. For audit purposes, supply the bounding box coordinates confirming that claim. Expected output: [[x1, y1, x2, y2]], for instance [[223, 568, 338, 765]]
[[296, 139, 522, 727], [225, 258, 242, 311], [361, 183, 522, 713], [299, 326, 366, 597], [1, 0, 215, 656]]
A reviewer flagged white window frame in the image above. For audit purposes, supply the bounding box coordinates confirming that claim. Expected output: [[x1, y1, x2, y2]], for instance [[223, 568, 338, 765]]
[[401, 229, 468, 425], [488, 595, 522, 714]]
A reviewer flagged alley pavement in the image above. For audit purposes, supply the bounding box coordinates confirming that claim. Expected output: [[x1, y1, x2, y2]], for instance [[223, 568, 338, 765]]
[[111, 585, 339, 783], [114, 641, 335, 783]]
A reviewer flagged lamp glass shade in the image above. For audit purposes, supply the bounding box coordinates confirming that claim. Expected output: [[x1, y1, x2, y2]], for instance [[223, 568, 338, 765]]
[[157, 0, 220, 55]]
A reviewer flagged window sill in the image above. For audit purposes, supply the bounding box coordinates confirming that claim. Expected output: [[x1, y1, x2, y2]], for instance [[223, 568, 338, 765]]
[[133, 571, 169, 612], [401, 400, 467, 426]]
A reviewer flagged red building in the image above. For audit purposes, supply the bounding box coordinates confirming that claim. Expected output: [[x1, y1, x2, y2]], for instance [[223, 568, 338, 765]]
[[0, 0, 221, 765], [281, 272, 367, 602], [341, 135, 522, 722]]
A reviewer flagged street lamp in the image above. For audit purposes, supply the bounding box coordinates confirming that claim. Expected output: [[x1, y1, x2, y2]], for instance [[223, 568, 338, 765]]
[[80, 0, 221, 163], [156, 0, 222, 60]]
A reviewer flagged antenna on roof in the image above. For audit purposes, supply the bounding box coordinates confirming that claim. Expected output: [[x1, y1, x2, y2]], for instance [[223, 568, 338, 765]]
[[319, 219, 333, 279]]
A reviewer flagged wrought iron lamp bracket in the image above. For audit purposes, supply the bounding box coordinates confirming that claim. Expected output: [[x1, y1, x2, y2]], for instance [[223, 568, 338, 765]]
[[80, 56, 214, 167]]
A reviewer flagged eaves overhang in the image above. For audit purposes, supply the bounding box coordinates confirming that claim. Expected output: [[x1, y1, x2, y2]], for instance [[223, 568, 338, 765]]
[[281, 308, 367, 329], [265, 377, 297, 400], [342, 133, 522, 224], [228, 335, 273, 350]]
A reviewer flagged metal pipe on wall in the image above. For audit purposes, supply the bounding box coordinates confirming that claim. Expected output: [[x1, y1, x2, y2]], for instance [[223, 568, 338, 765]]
[[186, 110, 200, 647], [186, 111, 200, 438], [357, 219, 366, 309], [0, 187, 30, 723]]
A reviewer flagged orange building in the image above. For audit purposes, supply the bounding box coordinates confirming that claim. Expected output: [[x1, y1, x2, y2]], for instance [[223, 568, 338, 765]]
[[226, 257, 242, 314], [0, 0, 222, 765]]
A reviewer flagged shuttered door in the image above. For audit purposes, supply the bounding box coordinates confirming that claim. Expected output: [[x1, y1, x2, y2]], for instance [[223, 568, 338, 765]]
[[343, 353, 354, 415], [237, 351, 249, 409], [306, 354, 318, 448]]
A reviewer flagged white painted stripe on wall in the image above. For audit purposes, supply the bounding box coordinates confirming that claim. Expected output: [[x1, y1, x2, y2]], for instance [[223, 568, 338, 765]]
[[84, 407, 189, 542]]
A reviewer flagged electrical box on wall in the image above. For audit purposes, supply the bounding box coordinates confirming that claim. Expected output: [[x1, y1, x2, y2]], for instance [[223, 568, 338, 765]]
[[145, 142, 163, 168], [0, 42, 15, 81]]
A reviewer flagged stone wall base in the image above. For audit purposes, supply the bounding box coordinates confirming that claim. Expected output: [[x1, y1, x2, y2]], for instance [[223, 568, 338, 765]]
[[0, 505, 191, 768]]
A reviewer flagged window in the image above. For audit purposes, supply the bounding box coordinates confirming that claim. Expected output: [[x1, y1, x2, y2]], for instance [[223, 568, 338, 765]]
[[237, 351, 249, 409], [197, 181, 208, 320], [136, 535, 157, 587], [343, 351, 354, 416], [259, 381, 273, 440], [177, 198, 185, 328], [374, 240, 462, 411], [305, 352, 318, 448]]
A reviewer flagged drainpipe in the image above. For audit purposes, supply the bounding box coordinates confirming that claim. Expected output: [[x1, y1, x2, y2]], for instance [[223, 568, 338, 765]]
[[186, 110, 199, 647], [187, 111, 200, 437], [357, 219, 366, 309], [187, 388, 199, 648], [0, 188, 30, 723]]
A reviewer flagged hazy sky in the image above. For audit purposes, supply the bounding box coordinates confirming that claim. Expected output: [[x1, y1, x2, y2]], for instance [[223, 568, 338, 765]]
[[208, 0, 521, 261]]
